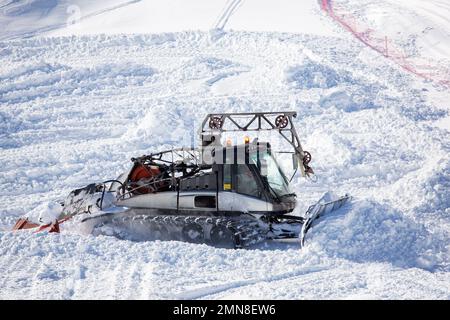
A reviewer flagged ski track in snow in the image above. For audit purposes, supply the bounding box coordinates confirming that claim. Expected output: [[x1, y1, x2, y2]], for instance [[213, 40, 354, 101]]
[[176, 265, 330, 300], [0, 21, 449, 299], [213, 0, 244, 30]]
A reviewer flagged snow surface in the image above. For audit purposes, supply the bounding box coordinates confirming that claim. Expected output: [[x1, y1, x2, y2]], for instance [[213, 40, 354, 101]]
[[0, 0, 338, 39], [0, 0, 449, 299], [335, 0, 450, 62]]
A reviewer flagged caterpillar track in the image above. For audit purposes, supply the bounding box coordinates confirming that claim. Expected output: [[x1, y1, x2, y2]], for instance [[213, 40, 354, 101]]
[[91, 214, 270, 248]]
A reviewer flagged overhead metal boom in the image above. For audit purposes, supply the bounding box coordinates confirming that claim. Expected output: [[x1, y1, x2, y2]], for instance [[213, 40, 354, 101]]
[[199, 111, 314, 177]]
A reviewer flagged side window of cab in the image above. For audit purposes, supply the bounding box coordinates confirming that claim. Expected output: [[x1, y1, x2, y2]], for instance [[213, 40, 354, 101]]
[[236, 165, 260, 198]]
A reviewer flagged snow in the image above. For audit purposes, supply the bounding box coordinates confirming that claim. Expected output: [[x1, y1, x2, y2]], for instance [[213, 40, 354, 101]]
[[323, 0, 450, 85], [0, 0, 339, 39], [0, 0, 449, 299], [1, 230, 449, 299], [339, 0, 450, 62]]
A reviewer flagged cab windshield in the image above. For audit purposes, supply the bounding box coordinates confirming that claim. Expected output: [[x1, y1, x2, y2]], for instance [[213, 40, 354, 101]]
[[250, 151, 291, 197]]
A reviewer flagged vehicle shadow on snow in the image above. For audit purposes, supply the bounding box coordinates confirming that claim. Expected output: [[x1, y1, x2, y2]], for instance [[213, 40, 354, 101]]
[[249, 238, 303, 251]]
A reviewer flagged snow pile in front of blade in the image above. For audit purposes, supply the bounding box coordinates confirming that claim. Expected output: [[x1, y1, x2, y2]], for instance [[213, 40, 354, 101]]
[[309, 200, 449, 271]]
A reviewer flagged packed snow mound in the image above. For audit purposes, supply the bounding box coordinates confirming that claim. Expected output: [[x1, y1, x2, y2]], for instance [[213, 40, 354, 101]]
[[122, 104, 198, 150], [414, 158, 450, 216], [309, 200, 448, 271], [25, 201, 62, 225], [285, 59, 354, 89]]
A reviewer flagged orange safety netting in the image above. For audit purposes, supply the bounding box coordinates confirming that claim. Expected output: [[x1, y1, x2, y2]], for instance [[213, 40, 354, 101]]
[[321, 0, 450, 86]]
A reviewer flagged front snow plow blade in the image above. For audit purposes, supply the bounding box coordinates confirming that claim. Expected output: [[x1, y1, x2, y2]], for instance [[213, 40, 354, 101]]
[[12, 218, 39, 231], [12, 217, 69, 233], [300, 193, 351, 247]]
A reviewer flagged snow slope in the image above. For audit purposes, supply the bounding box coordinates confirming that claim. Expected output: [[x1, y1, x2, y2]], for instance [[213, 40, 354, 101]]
[[331, 0, 450, 62], [322, 0, 450, 87], [0, 0, 338, 39], [0, 1, 449, 299]]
